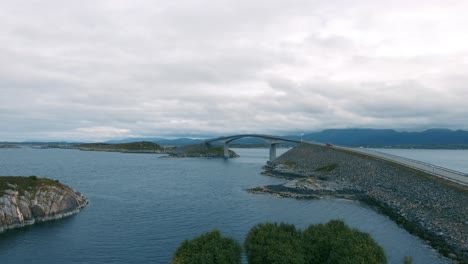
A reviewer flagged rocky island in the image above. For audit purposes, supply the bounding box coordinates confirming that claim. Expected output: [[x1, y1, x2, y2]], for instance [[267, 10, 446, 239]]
[[250, 143, 468, 263], [74, 141, 165, 153], [0, 176, 88, 233], [166, 143, 239, 158]]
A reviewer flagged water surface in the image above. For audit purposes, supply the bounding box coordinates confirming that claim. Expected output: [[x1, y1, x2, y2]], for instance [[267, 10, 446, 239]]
[[0, 148, 450, 263]]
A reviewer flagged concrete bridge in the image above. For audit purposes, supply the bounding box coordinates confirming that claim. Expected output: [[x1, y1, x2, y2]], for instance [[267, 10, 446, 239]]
[[204, 134, 303, 161], [205, 134, 468, 187]]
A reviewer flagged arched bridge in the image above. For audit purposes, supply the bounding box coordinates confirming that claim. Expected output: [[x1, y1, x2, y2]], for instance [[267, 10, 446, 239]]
[[204, 134, 303, 161]]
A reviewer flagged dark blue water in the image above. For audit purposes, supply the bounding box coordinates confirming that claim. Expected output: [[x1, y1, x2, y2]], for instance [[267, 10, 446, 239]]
[[0, 148, 449, 263]]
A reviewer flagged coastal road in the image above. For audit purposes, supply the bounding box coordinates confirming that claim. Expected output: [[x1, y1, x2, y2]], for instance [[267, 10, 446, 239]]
[[300, 141, 468, 187]]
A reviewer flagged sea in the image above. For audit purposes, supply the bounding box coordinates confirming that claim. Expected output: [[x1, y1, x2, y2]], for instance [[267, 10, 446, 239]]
[[1, 147, 464, 263]]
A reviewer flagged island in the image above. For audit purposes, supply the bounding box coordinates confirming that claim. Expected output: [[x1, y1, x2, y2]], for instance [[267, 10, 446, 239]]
[[250, 143, 468, 262], [0, 144, 20, 149], [73, 141, 239, 158], [166, 143, 239, 158], [0, 176, 88, 233], [74, 141, 165, 153]]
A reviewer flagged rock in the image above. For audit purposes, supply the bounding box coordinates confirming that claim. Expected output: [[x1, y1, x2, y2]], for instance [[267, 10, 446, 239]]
[[31, 204, 46, 217], [0, 177, 88, 232], [4, 189, 18, 196]]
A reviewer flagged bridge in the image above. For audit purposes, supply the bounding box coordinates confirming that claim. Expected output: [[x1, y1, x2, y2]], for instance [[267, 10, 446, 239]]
[[204, 134, 468, 187], [204, 134, 303, 161]]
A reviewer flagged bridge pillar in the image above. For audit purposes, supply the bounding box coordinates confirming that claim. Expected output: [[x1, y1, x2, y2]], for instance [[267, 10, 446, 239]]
[[224, 142, 229, 159], [269, 143, 277, 161]]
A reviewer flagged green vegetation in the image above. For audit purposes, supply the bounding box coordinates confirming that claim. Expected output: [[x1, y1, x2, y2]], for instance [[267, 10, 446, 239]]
[[76, 141, 163, 151], [283, 160, 298, 168], [172, 220, 387, 264], [171, 230, 242, 264], [187, 147, 225, 156], [245, 223, 304, 264], [0, 176, 63, 195], [302, 220, 386, 264], [315, 163, 338, 172]]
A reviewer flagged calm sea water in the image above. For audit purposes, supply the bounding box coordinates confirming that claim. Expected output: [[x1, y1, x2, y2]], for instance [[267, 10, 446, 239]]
[[0, 147, 455, 264]]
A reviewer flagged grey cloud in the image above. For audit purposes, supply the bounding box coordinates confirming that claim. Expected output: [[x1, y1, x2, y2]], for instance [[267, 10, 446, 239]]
[[1, 0, 468, 141]]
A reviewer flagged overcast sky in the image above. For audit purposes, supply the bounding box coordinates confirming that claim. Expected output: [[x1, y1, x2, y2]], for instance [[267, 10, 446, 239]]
[[1, 0, 468, 141]]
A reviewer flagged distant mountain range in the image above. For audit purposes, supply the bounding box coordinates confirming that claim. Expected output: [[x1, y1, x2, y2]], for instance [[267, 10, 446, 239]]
[[285, 128, 468, 147], [104, 128, 468, 148]]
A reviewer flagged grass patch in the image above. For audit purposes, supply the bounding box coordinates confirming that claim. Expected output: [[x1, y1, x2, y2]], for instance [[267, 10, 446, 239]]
[[315, 163, 338, 172], [282, 160, 298, 168], [0, 176, 63, 195]]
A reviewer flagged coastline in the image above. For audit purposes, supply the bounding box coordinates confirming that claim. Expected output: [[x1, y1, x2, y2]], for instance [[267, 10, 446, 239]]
[[0, 177, 89, 233]]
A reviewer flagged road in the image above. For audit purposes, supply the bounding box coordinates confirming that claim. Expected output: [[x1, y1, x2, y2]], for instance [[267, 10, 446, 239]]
[[324, 144, 468, 187]]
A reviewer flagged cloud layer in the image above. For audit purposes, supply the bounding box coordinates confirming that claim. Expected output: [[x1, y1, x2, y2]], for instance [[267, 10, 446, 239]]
[[1, 0, 468, 141]]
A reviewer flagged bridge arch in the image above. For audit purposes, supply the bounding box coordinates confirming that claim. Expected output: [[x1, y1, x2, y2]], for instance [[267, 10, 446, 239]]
[[204, 134, 302, 161]]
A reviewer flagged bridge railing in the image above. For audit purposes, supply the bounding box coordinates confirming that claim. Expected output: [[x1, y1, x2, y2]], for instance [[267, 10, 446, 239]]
[[354, 148, 468, 176], [344, 147, 468, 186]]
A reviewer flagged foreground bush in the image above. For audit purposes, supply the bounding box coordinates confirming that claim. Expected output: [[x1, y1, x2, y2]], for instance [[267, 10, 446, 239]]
[[171, 230, 242, 264], [244, 220, 386, 264], [302, 220, 387, 264], [244, 223, 304, 264], [172, 220, 387, 264]]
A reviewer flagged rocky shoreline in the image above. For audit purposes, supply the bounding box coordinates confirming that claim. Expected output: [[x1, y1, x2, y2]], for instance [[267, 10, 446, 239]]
[[248, 144, 468, 263], [0, 176, 88, 233]]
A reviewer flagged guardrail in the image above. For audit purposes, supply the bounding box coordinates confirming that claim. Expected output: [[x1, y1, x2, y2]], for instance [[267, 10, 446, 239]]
[[336, 146, 468, 186]]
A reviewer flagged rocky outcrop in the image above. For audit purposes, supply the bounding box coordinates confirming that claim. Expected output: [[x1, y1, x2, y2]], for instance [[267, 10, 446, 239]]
[[253, 143, 468, 263], [167, 144, 239, 158], [0, 177, 88, 232]]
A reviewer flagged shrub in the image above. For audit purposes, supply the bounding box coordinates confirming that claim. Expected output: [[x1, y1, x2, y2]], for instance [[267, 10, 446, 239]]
[[29, 175, 38, 180], [244, 223, 305, 264], [171, 230, 241, 264], [302, 220, 386, 264], [173, 221, 387, 264]]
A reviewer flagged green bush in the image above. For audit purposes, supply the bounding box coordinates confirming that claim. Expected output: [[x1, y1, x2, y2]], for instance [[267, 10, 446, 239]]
[[171, 230, 241, 264], [29, 175, 38, 180], [244, 223, 305, 264], [302, 220, 386, 264], [172, 221, 387, 264]]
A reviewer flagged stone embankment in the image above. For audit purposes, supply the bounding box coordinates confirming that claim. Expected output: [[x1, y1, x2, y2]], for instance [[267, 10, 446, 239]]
[[251, 143, 468, 263], [0, 177, 88, 232]]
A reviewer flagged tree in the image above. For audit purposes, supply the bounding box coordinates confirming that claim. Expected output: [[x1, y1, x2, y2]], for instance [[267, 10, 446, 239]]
[[244, 223, 305, 264], [171, 230, 241, 264]]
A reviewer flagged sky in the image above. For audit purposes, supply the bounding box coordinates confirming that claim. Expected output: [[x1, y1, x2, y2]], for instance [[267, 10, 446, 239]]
[[1, 0, 468, 141]]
